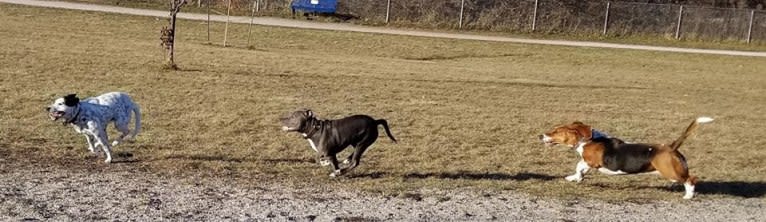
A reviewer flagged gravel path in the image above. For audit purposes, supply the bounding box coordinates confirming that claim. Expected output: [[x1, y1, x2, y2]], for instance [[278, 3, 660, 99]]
[[2, 0, 765, 58], [1, 163, 764, 221]]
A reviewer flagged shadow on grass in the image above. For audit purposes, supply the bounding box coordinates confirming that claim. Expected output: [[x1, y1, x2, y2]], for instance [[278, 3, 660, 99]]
[[348, 171, 387, 179], [696, 181, 766, 198], [403, 171, 557, 181], [260, 158, 316, 164], [637, 181, 766, 198], [164, 154, 245, 163]]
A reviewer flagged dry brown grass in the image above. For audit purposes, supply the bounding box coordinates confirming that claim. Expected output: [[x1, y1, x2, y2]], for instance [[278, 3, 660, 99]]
[[2, 4, 766, 201]]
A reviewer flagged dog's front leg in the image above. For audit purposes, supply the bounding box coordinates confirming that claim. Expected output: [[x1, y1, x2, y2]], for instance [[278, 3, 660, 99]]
[[565, 160, 590, 182], [88, 123, 113, 163], [83, 134, 96, 153], [326, 155, 341, 177]]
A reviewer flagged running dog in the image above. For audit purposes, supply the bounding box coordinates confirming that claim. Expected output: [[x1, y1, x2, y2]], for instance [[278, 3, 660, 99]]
[[540, 117, 713, 199], [46, 92, 141, 163], [280, 109, 397, 177]]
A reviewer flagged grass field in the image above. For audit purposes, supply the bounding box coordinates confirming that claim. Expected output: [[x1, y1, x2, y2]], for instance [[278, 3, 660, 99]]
[[1, 4, 765, 202]]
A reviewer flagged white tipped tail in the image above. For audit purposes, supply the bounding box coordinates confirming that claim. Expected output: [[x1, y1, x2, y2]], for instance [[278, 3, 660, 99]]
[[670, 116, 713, 151], [696, 117, 714, 124]]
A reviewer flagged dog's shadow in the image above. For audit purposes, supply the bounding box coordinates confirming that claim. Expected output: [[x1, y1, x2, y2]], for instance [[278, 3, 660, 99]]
[[164, 154, 246, 163], [260, 157, 316, 164], [403, 171, 557, 181], [640, 181, 766, 198], [695, 181, 766, 198], [348, 171, 387, 179]]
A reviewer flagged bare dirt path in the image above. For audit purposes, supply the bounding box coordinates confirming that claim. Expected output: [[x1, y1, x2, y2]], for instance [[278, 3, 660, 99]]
[[0, 161, 764, 221], [2, 0, 766, 58]]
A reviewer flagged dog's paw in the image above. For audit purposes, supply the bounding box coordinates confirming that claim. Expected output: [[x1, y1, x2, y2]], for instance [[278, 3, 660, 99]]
[[104, 157, 112, 163], [329, 170, 342, 178], [683, 192, 695, 199], [565, 174, 583, 182], [319, 159, 331, 166]]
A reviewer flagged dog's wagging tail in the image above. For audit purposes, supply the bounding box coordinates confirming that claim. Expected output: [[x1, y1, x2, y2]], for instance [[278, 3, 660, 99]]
[[669, 117, 714, 151], [376, 119, 398, 143]]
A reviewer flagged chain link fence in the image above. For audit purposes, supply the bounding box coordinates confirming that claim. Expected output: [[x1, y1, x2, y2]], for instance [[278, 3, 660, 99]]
[[204, 0, 766, 43]]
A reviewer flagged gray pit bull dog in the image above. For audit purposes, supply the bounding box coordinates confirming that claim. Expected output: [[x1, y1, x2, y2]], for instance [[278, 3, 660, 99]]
[[280, 109, 397, 177]]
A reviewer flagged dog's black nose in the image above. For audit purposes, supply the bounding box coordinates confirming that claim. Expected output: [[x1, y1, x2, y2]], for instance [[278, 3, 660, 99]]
[[538, 134, 544, 140], [45, 107, 50, 111]]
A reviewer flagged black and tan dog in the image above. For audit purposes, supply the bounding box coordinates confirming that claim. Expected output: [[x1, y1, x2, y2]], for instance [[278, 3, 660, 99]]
[[540, 117, 713, 199], [280, 109, 397, 177]]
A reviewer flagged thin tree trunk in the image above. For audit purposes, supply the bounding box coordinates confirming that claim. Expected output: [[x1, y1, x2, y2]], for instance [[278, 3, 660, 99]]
[[164, 0, 187, 69]]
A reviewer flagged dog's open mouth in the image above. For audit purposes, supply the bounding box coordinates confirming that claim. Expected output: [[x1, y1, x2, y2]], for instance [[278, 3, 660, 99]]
[[49, 111, 65, 120]]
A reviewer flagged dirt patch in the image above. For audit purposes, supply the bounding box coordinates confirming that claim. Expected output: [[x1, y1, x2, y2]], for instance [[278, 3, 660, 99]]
[[0, 160, 763, 221]]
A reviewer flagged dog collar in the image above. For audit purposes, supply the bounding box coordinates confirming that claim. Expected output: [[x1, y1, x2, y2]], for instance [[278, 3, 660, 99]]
[[65, 104, 82, 125], [591, 129, 608, 139]]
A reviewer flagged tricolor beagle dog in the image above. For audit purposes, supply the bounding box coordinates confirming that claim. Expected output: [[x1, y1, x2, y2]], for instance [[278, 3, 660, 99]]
[[539, 117, 713, 199]]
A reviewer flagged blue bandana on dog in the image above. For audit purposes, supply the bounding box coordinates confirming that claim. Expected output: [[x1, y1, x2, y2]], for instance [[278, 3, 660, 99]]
[[591, 129, 609, 139]]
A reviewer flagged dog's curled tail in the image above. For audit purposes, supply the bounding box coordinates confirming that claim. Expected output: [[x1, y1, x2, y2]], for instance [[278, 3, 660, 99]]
[[130, 104, 142, 139], [669, 117, 713, 151], [376, 119, 398, 143]]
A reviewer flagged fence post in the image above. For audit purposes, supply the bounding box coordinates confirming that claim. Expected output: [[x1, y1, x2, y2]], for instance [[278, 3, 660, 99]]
[[256, 0, 260, 12], [747, 10, 755, 43], [385, 0, 391, 23], [675, 5, 684, 39], [603, 1, 611, 35], [459, 0, 465, 29], [223, 0, 232, 47], [532, 0, 539, 31], [248, 0, 257, 46], [206, 0, 210, 42]]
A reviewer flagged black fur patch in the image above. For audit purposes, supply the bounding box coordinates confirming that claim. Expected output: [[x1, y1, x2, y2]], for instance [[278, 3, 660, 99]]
[[602, 143, 655, 173], [63, 94, 79, 107]]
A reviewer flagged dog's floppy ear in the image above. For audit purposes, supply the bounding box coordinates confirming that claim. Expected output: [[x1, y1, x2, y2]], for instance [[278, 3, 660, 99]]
[[570, 123, 592, 140], [63, 94, 79, 106]]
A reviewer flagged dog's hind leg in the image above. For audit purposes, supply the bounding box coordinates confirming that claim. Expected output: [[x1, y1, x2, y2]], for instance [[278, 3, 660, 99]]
[[342, 152, 354, 165], [340, 141, 374, 176], [111, 121, 131, 147]]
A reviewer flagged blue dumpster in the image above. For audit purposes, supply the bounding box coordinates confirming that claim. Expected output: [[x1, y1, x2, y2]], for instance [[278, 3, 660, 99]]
[[291, 0, 337, 14]]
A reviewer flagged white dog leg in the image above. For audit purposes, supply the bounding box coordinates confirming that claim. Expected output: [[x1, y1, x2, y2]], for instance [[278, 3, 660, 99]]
[[565, 160, 590, 182], [84, 134, 96, 153], [93, 130, 113, 163], [683, 182, 695, 199]]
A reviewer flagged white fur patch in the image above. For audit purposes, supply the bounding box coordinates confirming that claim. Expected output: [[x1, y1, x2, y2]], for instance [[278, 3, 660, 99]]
[[683, 182, 695, 199], [565, 160, 589, 182], [541, 134, 553, 143], [696, 117, 714, 123], [598, 168, 628, 175], [306, 138, 318, 152], [574, 142, 586, 156]]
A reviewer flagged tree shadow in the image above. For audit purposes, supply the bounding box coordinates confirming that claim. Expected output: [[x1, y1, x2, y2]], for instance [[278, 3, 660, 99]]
[[403, 171, 557, 181]]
